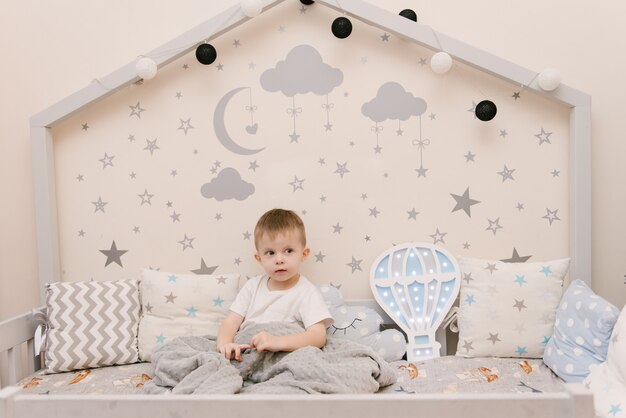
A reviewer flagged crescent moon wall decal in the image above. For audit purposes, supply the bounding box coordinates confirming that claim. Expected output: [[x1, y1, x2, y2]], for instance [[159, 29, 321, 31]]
[[213, 87, 265, 155]]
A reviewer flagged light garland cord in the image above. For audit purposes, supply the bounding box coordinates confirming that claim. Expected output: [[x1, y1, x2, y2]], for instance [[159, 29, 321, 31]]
[[334, 0, 346, 15], [91, 5, 241, 91], [426, 25, 540, 100]]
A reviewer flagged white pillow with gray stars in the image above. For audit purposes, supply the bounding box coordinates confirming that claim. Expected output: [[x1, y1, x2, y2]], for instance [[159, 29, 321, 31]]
[[138, 268, 240, 362], [456, 257, 570, 358]]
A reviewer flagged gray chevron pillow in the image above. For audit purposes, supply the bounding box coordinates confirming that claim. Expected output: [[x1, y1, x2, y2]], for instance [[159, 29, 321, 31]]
[[44, 280, 140, 373]]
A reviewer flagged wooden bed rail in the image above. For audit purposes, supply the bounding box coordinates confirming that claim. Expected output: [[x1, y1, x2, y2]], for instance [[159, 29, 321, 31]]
[[0, 309, 42, 388], [0, 386, 594, 418]]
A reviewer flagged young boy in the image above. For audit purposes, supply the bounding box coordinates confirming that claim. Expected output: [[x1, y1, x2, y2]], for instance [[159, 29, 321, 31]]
[[217, 208, 333, 361]]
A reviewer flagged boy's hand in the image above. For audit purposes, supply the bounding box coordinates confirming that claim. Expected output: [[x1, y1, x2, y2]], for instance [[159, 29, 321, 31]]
[[218, 342, 251, 361], [251, 331, 282, 352]]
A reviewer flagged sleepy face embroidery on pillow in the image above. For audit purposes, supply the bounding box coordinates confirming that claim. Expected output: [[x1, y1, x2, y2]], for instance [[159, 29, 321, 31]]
[[319, 284, 406, 361]]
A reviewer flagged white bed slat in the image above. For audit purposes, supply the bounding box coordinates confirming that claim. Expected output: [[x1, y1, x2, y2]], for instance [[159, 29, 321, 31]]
[[0, 310, 40, 388], [25, 341, 34, 376], [7, 347, 25, 386], [6, 349, 17, 386]]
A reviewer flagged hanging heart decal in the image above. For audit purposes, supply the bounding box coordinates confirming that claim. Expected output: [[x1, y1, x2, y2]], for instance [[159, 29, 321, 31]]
[[246, 123, 258, 135]]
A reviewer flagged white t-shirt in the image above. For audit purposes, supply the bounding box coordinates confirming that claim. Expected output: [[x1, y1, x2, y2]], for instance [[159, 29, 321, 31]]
[[229, 275, 333, 331]]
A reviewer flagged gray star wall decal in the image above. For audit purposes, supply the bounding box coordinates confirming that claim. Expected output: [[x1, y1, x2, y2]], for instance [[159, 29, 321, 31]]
[[346, 256, 363, 273], [464, 151, 476, 162], [501, 248, 532, 263], [534, 128, 552, 145], [92, 196, 108, 213], [429, 228, 446, 244], [138, 189, 154, 205], [289, 176, 305, 192], [497, 165, 516, 182], [99, 241, 128, 267], [542, 208, 561, 225], [191, 258, 218, 274], [450, 187, 480, 217], [486, 218, 503, 235], [144, 138, 160, 155], [178, 234, 195, 251], [178, 118, 194, 135], [99, 152, 114, 169], [129, 102, 145, 118], [334, 162, 350, 179]]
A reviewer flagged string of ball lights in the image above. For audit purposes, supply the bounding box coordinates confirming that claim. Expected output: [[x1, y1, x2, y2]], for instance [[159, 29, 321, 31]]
[[324, 0, 561, 123], [412, 7, 561, 122], [92, 0, 562, 124]]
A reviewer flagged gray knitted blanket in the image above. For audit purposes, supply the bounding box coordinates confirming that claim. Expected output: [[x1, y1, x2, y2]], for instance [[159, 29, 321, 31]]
[[141, 322, 397, 394]]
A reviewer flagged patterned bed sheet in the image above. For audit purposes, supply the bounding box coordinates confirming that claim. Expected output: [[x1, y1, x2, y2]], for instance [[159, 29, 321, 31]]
[[17, 356, 565, 395]]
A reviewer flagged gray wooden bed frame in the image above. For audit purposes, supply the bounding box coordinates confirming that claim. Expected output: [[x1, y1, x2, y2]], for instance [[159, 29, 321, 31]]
[[1, 0, 593, 417]]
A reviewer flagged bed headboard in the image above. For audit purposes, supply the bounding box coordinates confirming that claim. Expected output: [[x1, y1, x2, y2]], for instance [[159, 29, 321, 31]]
[[30, 0, 591, 332]]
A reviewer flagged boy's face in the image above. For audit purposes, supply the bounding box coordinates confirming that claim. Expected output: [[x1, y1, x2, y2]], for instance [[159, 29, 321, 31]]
[[254, 229, 309, 287]]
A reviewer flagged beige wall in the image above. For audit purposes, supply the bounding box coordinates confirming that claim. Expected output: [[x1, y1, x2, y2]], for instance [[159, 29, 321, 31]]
[[1, 0, 625, 321]]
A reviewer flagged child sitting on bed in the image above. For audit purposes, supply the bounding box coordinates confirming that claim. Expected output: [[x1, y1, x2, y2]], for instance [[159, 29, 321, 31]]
[[216, 208, 334, 361]]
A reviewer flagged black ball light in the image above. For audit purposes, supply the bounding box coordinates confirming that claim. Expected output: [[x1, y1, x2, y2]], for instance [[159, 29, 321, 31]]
[[399, 9, 417, 22], [475, 100, 497, 121], [331, 17, 352, 39], [300, 0, 315, 4], [196, 43, 217, 65]]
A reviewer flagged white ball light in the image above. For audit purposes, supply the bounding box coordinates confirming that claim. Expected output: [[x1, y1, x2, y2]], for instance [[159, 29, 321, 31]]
[[135, 57, 157, 80], [430, 52, 452, 74], [241, 0, 263, 17], [538, 68, 561, 91]]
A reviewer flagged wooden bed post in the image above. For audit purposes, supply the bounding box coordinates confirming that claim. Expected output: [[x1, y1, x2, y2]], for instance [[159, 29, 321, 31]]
[[0, 386, 21, 418], [31, 126, 60, 304]]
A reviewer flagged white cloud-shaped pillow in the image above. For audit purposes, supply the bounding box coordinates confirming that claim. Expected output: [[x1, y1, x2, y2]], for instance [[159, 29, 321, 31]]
[[319, 285, 406, 361]]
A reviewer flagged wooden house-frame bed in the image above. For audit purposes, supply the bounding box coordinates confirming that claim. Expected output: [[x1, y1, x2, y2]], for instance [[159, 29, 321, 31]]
[[1, 0, 593, 417]]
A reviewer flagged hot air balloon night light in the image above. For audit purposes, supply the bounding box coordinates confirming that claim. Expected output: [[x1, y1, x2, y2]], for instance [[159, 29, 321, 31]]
[[370, 242, 460, 361]]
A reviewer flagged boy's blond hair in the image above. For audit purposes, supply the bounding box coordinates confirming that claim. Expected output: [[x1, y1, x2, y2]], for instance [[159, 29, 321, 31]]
[[254, 209, 306, 249]]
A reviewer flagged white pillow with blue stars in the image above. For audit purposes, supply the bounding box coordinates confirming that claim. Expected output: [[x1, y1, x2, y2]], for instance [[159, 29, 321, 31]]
[[543, 279, 619, 382], [456, 257, 569, 358], [138, 268, 240, 361]]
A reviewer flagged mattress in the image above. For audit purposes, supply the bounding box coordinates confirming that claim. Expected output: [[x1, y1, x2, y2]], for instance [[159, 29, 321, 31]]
[[16, 356, 565, 395]]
